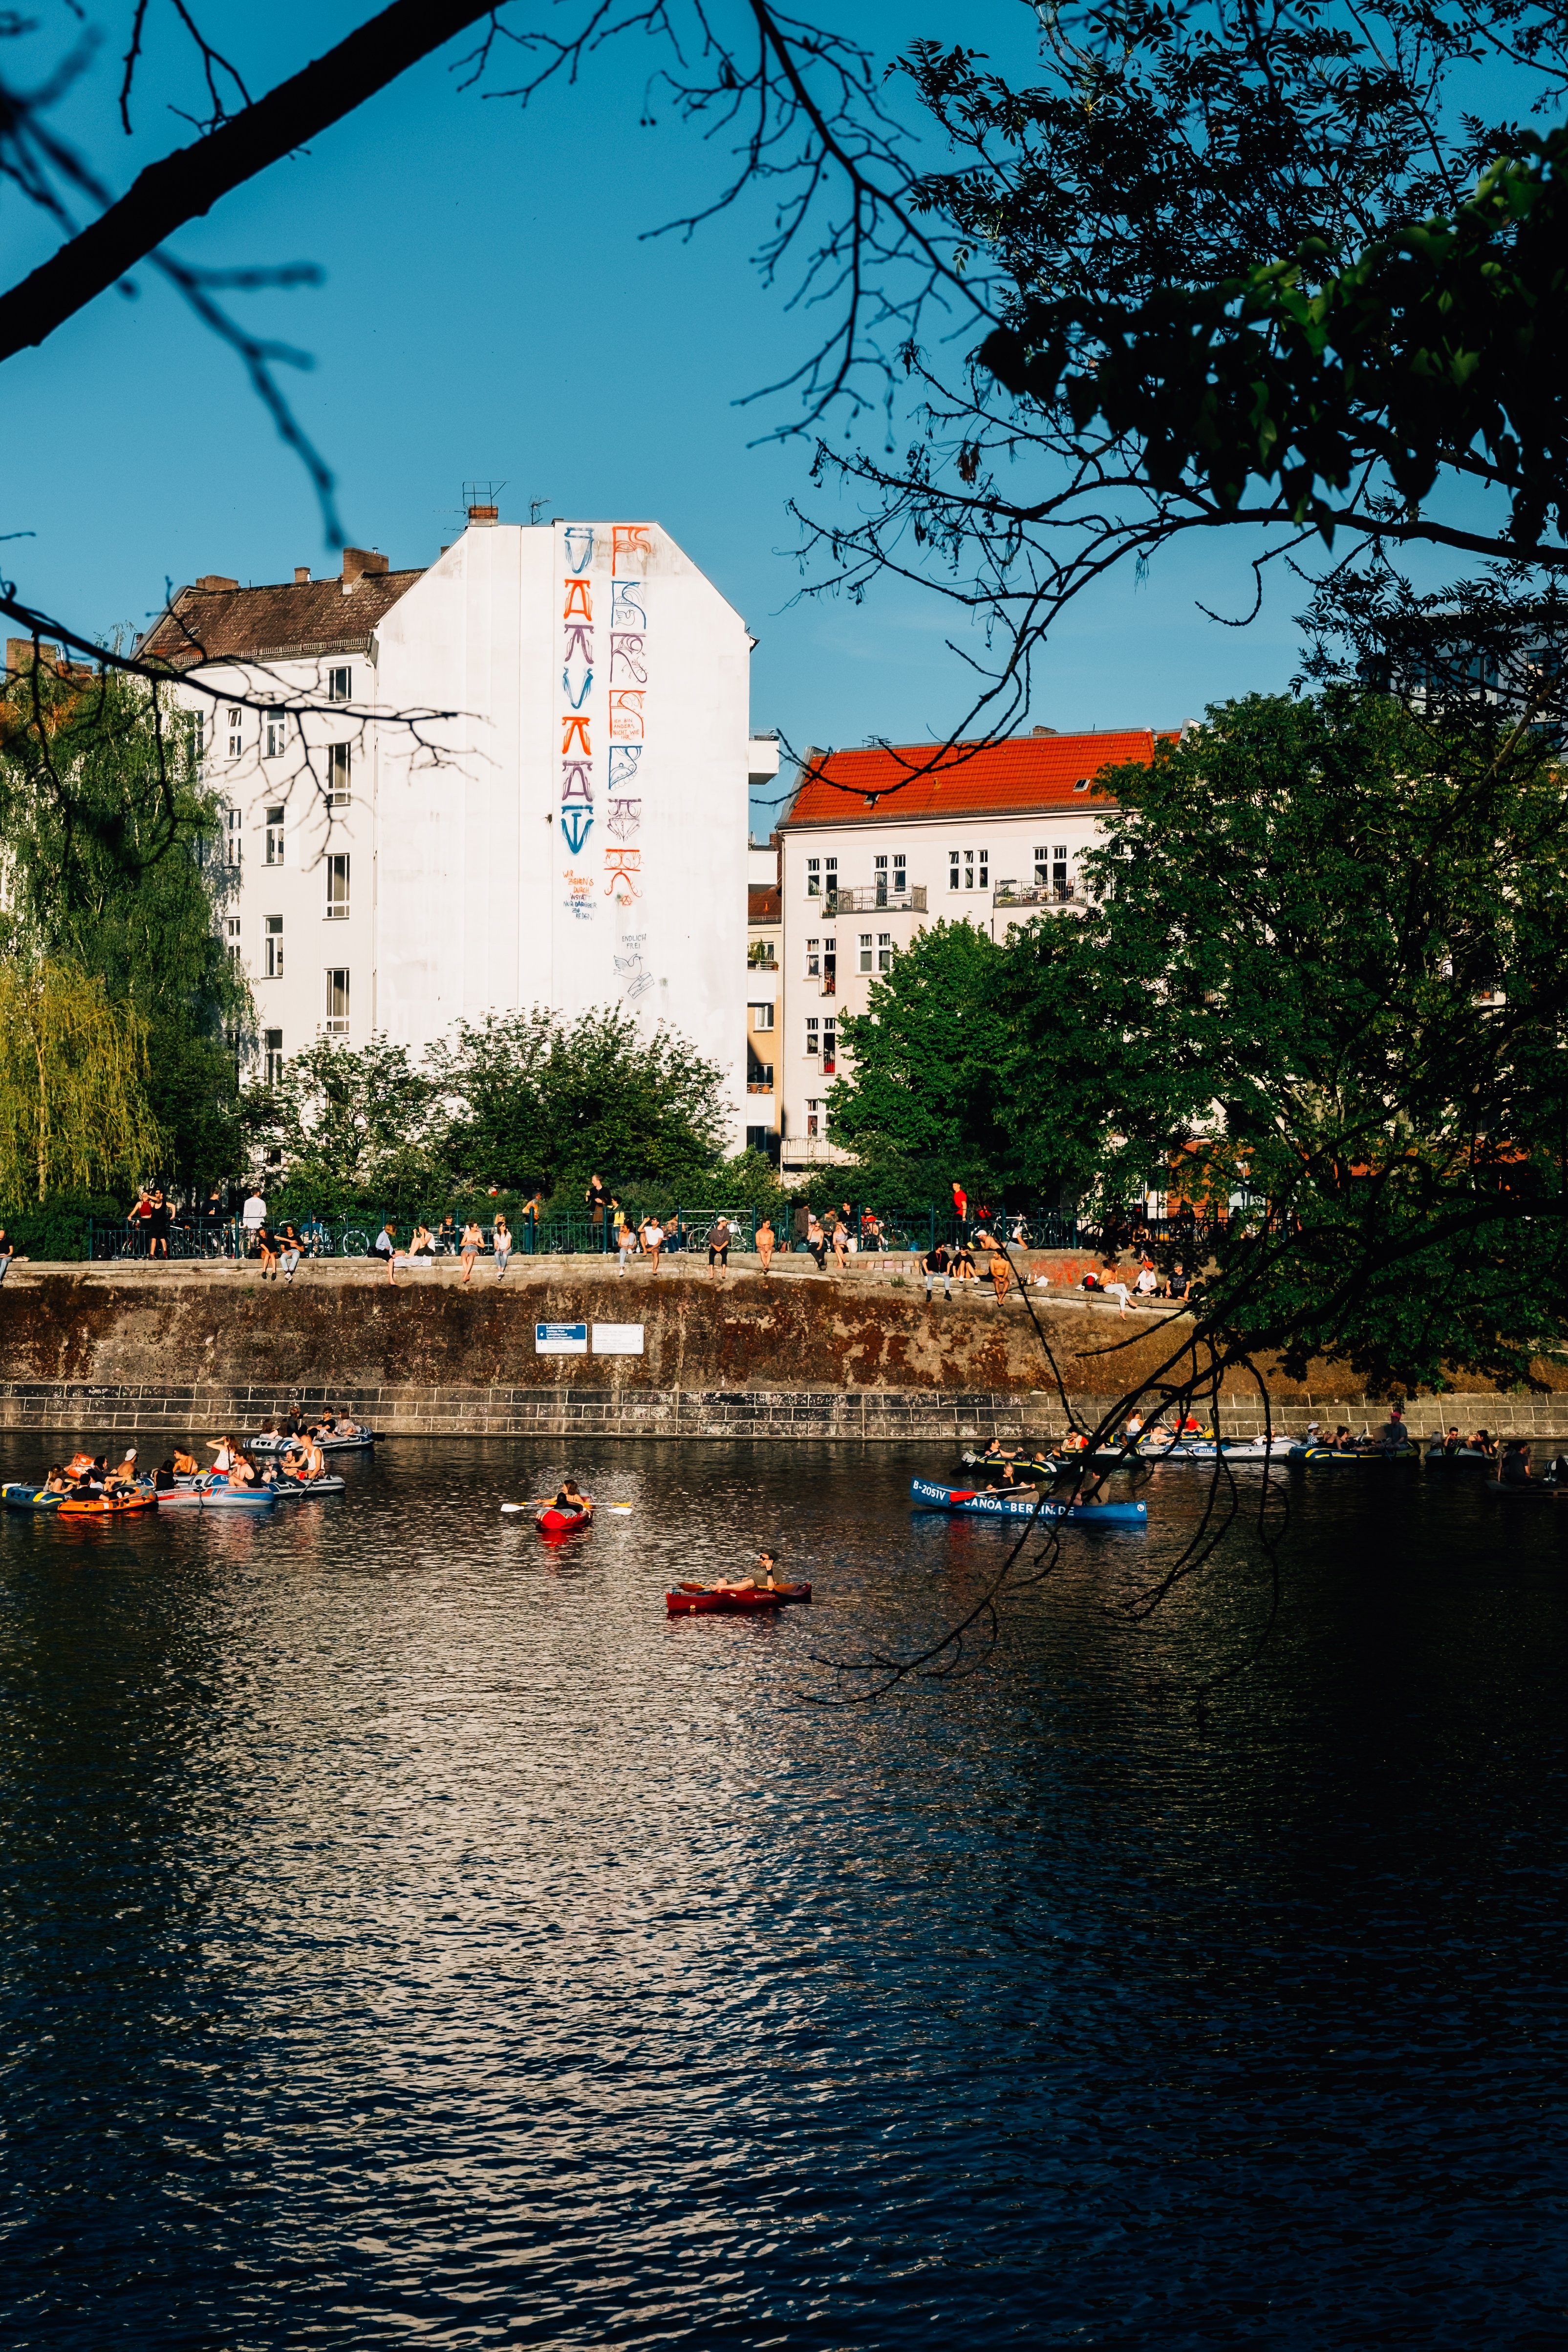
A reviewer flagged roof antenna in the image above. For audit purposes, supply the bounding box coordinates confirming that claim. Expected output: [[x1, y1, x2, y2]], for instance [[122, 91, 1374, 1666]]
[[529, 494, 552, 525]]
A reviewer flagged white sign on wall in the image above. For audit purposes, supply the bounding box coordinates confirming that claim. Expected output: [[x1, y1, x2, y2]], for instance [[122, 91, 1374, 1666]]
[[536, 1322, 589, 1355], [592, 1324, 645, 1355]]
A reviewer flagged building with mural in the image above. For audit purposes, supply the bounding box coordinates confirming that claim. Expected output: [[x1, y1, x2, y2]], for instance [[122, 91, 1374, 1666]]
[[774, 728, 1169, 1174], [140, 506, 762, 1141]]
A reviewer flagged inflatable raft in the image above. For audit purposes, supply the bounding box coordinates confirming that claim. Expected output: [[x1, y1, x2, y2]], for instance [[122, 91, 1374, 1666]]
[[249, 1431, 377, 1455], [912, 1478, 1147, 1526], [537, 1504, 591, 1532], [2, 1482, 62, 1511], [58, 1492, 158, 1517]]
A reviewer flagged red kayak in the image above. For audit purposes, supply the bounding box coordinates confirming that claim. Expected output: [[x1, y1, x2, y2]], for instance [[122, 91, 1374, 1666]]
[[666, 1582, 811, 1614], [537, 1507, 591, 1532]]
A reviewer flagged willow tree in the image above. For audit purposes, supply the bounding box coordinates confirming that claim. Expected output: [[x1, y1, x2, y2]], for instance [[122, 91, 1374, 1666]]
[[0, 962, 162, 1203]]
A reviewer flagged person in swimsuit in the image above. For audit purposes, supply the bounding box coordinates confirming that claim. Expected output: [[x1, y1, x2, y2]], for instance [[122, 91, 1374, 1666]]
[[755, 1214, 775, 1275], [460, 1219, 484, 1283], [549, 1478, 593, 1521]]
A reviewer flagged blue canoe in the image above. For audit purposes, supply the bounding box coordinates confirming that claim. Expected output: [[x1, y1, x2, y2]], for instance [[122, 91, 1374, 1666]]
[[912, 1477, 1147, 1527]]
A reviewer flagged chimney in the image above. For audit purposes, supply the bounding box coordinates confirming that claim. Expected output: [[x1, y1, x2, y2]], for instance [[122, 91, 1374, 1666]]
[[1031, 724, 1057, 736], [196, 574, 238, 592], [466, 504, 499, 526], [295, 566, 311, 584], [341, 548, 390, 581]]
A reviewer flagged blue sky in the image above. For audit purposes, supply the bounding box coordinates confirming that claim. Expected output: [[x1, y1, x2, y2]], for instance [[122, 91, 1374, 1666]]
[[6, 1, 1319, 828]]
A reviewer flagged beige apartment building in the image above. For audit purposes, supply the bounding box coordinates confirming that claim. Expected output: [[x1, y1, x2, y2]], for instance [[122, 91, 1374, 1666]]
[[773, 727, 1168, 1173]]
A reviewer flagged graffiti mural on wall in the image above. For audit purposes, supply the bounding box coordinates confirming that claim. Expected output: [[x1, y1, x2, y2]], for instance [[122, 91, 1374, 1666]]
[[608, 525, 652, 991], [558, 521, 655, 984]]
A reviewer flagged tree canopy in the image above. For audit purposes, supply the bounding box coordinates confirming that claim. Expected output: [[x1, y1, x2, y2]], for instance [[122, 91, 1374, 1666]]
[[0, 669, 249, 1183], [255, 1006, 732, 1205], [833, 688, 1568, 1390]]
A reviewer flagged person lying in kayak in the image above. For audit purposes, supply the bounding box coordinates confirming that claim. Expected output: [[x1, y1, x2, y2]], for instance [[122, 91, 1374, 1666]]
[[704, 1550, 783, 1592]]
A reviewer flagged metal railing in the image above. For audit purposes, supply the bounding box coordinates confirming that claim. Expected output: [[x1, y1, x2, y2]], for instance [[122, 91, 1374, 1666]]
[[993, 881, 1080, 908], [824, 884, 927, 914]]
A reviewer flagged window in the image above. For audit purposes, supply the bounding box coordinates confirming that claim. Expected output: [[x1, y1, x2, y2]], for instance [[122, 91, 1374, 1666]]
[[264, 806, 285, 866], [327, 742, 351, 805], [224, 916, 241, 967], [1074, 777, 1089, 792], [265, 713, 287, 759], [893, 856, 906, 896], [324, 967, 350, 1037], [1033, 845, 1049, 883], [193, 712, 205, 761], [749, 1064, 774, 1089], [226, 707, 243, 758], [877, 931, 893, 972], [1053, 844, 1069, 895], [263, 1028, 284, 1087], [806, 1100, 819, 1139], [805, 1018, 819, 1055], [821, 936, 837, 994], [224, 807, 242, 867], [874, 853, 888, 905], [263, 915, 283, 977], [858, 932, 873, 973], [750, 1002, 774, 1031], [822, 1020, 837, 1075], [979, 849, 989, 889], [964, 850, 975, 889], [949, 851, 960, 891], [824, 855, 838, 897], [325, 854, 350, 919], [805, 936, 820, 978], [328, 666, 352, 703], [806, 857, 820, 897]]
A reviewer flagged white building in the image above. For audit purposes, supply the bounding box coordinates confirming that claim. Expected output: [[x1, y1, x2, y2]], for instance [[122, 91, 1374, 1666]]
[[774, 728, 1167, 1171], [141, 509, 766, 1140]]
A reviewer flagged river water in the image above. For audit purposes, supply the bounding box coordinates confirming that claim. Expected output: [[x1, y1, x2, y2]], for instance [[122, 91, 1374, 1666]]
[[1, 1434, 1565, 2349]]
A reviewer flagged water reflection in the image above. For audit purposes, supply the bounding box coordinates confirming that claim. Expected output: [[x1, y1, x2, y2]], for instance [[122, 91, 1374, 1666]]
[[1, 1437, 1565, 2347]]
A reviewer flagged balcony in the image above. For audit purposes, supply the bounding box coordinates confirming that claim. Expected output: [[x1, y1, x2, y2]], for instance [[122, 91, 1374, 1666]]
[[747, 943, 777, 967], [747, 1080, 774, 1095], [993, 881, 1080, 910], [822, 884, 926, 914]]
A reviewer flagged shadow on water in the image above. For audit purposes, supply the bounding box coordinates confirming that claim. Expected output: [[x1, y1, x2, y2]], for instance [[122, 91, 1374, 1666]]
[[1, 1435, 1567, 2347]]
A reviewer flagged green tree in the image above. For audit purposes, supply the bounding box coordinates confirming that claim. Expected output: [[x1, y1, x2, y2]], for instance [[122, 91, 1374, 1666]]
[[831, 921, 1016, 1184], [429, 1007, 729, 1197], [0, 670, 250, 1182], [0, 960, 162, 1202], [830, 689, 1568, 1390], [258, 1035, 441, 1201]]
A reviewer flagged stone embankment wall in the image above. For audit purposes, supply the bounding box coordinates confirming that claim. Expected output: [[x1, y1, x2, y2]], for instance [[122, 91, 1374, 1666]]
[[0, 1260, 1563, 1440]]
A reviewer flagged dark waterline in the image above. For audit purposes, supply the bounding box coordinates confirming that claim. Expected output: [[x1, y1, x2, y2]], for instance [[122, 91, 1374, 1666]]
[[1, 1436, 1566, 2349]]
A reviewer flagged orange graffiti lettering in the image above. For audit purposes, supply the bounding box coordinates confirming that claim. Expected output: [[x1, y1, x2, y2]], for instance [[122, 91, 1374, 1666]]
[[561, 715, 592, 755], [562, 578, 593, 620], [611, 524, 653, 574]]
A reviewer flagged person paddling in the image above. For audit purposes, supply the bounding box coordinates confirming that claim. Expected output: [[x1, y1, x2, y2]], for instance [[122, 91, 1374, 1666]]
[[550, 1478, 593, 1521]]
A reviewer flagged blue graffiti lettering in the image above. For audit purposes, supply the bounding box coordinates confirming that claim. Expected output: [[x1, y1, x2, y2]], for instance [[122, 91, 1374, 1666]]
[[560, 808, 595, 855], [563, 524, 595, 576]]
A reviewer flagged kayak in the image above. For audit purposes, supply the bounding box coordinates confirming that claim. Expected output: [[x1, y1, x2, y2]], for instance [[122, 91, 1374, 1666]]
[[2, 1482, 63, 1511], [669, 1580, 811, 1610], [537, 1505, 591, 1532], [273, 1475, 346, 1497], [249, 1431, 377, 1454], [911, 1478, 1148, 1526], [1425, 1447, 1494, 1464], [667, 1585, 789, 1613], [1137, 1438, 1294, 1463], [58, 1493, 158, 1517], [1287, 1445, 1419, 1465]]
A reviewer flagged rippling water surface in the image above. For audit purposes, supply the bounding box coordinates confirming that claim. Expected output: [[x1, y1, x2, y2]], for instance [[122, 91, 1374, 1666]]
[[2, 1434, 1567, 2348]]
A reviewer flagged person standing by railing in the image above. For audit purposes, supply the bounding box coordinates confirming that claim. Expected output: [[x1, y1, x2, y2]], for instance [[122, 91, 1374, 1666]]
[[127, 1187, 153, 1258]]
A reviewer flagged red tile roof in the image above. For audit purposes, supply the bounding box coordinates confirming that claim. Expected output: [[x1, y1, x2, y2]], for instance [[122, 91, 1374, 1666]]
[[748, 883, 782, 923], [781, 730, 1168, 826], [137, 571, 425, 668]]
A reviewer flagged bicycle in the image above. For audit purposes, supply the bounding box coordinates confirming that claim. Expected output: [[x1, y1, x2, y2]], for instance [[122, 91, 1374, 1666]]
[[339, 1226, 370, 1258]]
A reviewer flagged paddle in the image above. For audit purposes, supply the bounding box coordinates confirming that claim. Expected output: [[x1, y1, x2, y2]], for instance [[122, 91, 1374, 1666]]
[[500, 1500, 633, 1515]]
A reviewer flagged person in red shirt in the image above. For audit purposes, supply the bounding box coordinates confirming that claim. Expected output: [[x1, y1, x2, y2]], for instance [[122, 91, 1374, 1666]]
[[951, 1180, 967, 1226]]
